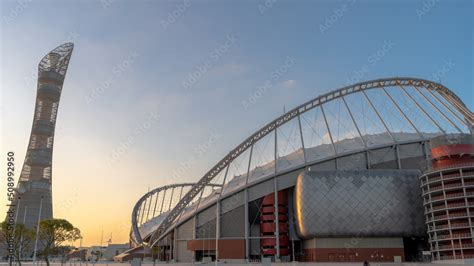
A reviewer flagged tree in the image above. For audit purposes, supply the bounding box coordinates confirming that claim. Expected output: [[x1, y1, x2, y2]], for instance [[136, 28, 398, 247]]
[[0, 221, 35, 266], [56, 245, 73, 264], [37, 219, 81, 266]]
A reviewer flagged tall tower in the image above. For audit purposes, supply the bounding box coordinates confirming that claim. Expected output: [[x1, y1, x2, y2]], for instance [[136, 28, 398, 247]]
[[11, 43, 74, 228]]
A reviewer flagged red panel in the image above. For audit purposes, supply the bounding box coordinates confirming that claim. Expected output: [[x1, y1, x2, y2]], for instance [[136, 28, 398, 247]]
[[261, 214, 288, 221], [260, 223, 276, 233], [277, 206, 288, 214], [261, 206, 275, 213], [260, 223, 288, 233], [279, 223, 289, 233], [280, 248, 290, 255], [259, 190, 289, 257], [261, 214, 275, 221], [262, 249, 276, 255], [261, 206, 288, 214], [431, 144, 474, 159], [261, 191, 288, 205], [432, 156, 474, 170], [260, 236, 289, 246]]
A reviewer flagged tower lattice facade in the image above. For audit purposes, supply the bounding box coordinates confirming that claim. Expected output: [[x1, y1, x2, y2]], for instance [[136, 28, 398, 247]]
[[11, 43, 74, 228]]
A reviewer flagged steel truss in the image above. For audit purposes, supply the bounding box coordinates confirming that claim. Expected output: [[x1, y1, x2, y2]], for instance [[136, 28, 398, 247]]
[[132, 183, 221, 244]]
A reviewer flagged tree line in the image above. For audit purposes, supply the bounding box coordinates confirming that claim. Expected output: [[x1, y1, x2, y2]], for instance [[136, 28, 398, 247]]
[[0, 218, 81, 266]]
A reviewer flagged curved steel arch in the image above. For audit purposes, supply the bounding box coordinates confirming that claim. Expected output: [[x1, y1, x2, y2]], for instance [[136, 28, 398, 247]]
[[132, 183, 221, 244], [148, 77, 473, 245]]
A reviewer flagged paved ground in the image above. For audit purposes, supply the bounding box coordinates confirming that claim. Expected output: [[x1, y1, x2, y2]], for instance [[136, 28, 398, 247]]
[[1, 262, 473, 266]]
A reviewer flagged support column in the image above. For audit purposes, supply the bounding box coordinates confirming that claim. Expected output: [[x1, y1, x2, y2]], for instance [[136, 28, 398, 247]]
[[215, 200, 220, 262], [274, 178, 280, 261], [244, 188, 249, 261]]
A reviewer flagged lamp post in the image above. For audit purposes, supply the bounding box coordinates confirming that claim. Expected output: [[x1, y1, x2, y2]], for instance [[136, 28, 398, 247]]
[[19, 205, 28, 262], [33, 196, 44, 266], [14, 197, 21, 223]]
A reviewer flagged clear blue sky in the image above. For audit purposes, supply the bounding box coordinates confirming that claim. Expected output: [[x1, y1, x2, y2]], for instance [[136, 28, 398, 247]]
[[1, 0, 473, 245]]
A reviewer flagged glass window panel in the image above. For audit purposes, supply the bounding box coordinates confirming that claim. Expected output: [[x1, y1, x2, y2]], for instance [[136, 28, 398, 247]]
[[385, 86, 441, 138], [35, 101, 43, 118], [20, 165, 31, 181], [365, 88, 419, 142], [207, 167, 227, 197], [344, 92, 393, 147], [50, 102, 59, 122], [248, 130, 276, 183], [196, 186, 219, 211], [300, 106, 335, 162], [43, 167, 52, 179], [322, 98, 365, 154], [403, 86, 460, 134], [178, 187, 205, 222], [29, 135, 37, 149], [222, 148, 251, 195], [277, 118, 304, 172], [47, 136, 54, 148], [211, 168, 227, 185]]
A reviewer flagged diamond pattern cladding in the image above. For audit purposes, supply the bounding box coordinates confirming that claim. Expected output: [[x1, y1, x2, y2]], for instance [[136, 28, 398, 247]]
[[295, 170, 425, 239]]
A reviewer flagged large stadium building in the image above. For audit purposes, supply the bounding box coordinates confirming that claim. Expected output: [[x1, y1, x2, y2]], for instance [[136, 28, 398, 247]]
[[117, 77, 474, 263]]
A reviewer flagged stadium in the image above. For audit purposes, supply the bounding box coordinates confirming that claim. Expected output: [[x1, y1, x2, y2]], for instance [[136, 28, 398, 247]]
[[116, 77, 474, 263]]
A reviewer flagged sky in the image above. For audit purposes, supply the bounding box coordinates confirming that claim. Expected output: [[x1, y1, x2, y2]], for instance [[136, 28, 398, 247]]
[[0, 0, 473, 247]]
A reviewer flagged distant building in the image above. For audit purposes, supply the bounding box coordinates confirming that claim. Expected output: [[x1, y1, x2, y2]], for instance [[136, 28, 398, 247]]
[[103, 244, 130, 260], [85, 246, 106, 261], [84, 243, 129, 261]]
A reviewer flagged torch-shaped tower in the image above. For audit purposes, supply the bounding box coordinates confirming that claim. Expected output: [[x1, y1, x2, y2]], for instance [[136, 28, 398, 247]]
[[11, 43, 74, 228]]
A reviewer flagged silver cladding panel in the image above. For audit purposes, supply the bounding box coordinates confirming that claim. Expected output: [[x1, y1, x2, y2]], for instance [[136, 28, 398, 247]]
[[220, 205, 245, 237], [176, 240, 193, 262], [295, 170, 425, 239], [177, 218, 194, 240]]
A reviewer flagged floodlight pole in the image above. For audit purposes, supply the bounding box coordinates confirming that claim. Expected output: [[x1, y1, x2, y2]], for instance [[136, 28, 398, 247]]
[[12, 197, 21, 238], [33, 196, 44, 266], [19, 205, 28, 261]]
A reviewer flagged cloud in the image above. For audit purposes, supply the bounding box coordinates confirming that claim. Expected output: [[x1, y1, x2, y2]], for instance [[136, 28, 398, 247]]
[[281, 79, 296, 88]]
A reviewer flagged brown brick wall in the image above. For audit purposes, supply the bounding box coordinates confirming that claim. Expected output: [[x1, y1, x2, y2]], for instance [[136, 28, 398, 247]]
[[187, 239, 245, 259]]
